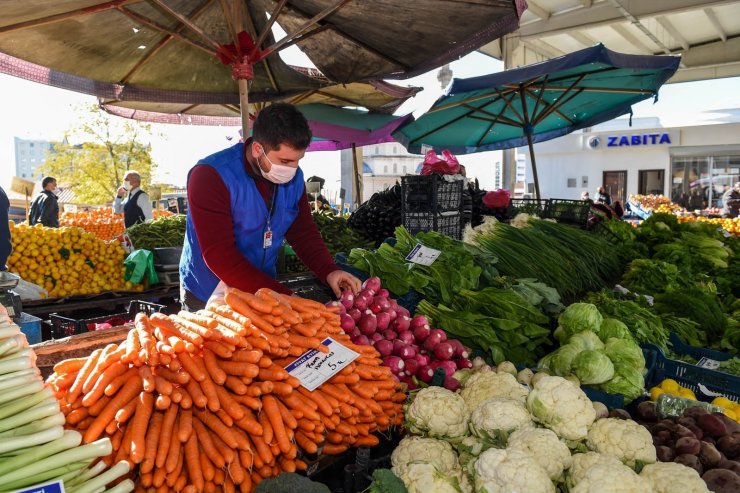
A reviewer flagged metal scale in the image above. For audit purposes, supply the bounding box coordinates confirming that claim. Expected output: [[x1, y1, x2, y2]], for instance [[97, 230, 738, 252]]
[[0, 271, 23, 319]]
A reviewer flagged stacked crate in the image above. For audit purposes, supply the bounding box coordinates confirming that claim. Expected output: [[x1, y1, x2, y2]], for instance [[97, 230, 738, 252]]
[[401, 175, 464, 240]]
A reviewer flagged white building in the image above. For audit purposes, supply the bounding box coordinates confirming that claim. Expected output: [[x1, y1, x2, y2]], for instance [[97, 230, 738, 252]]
[[14, 137, 53, 180], [517, 114, 740, 208]]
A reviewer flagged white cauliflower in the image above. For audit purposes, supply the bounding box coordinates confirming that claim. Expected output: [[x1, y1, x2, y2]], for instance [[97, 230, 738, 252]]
[[470, 397, 534, 447], [391, 436, 460, 479], [586, 418, 656, 467], [473, 448, 555, 493], [568, 452, 625, 488], [460, 371, 529, 410], [526, 375, 596, 440], [399, 462, 470, 493], [406, 386, 469, 439], [640, 462, 710, 493], [570, 463, 651, 493], [507, 427, 572, 481], [454, 435, 490, 475]]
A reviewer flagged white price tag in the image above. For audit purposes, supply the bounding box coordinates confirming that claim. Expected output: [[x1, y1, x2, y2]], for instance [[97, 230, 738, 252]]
[[696, 357, 721, 370], [405, 243, 442, 266], [284, 337, 359, 391]]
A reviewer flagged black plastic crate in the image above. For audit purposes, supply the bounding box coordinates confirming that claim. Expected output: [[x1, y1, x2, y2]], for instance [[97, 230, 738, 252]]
[[546, 199, 591, 227], [403, 211, 462, 240], [401, 175, 463, 214], [510, 198, 548, 217], [49, 300, 165, 339]]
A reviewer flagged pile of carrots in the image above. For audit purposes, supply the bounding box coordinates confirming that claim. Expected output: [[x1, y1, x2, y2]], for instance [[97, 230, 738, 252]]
[[47, 287, 405, 493]]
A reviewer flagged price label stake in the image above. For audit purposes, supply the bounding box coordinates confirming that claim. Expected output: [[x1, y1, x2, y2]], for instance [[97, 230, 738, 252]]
[[284, 338, 359, 391], [12, 480, 65, 493], [405, 243, 442, 266]]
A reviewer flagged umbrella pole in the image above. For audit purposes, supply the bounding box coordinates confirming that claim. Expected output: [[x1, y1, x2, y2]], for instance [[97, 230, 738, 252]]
[[351, 144, 363, 207], [238, 79, 250, 140], [527, 133, 541, 200]]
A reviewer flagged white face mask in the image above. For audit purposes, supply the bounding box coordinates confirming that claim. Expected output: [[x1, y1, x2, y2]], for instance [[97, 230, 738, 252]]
[[258, 147, 297, 184], [123, 180, 132, 191]]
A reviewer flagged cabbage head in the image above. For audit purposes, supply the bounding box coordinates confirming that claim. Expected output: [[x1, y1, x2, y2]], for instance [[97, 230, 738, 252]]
[[557, 303, 603, 342], [599, 318, 633, 342], [599, 367, 645, 403], [567, 331, 604, 352], [571, 350, 614, 385], [604, 338, 645, 373], [550, 344, 582, 377]]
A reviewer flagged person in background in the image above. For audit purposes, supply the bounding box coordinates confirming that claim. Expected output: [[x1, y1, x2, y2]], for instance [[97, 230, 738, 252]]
[[580, 191, 591, 202], [594, 186, 611, 205], [113, 170, 153, 228], [180, 103, 361, 311], [721, 182, 740, 218], [28, 176, 59, 228], [0, 186, 11, 270]]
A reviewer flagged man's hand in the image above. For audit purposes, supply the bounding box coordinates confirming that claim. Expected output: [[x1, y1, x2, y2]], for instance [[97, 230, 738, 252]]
[[326, 269, 362, 298], [116, 187, 127, 198]]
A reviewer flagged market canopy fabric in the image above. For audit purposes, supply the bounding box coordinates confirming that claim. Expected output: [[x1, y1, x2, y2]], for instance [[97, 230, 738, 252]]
[[393, 43, 681, 199]]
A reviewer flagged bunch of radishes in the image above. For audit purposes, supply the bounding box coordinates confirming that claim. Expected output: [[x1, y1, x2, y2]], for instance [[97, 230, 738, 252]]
[[327, 277, 472, 391]]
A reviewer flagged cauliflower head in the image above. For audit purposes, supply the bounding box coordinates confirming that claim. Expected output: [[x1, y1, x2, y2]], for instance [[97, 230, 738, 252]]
[[586, 418, 656, 467], [526, 375, 596, 440], [391, 436, 459, 479], [470, 397, 534, 447], [460, 371, 529, 411], [399, 462, 470, 493], [507, 427, 572, 482], [570, 463, 652, 493], [640, 462, 710, 493], [406, 386, 469, 439], [473, 448, 555, 493], [567, 452, 624, 488]]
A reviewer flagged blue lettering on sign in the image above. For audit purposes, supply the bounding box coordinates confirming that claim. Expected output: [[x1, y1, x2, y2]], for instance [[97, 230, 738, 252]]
[[605, 133, 671, 147]]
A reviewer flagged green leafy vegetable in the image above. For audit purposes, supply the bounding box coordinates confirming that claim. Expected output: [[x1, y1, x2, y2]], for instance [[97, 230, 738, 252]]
[[572, 349, 615, 385], [557, 303, 603, 342], [604, 338, 645, 373]]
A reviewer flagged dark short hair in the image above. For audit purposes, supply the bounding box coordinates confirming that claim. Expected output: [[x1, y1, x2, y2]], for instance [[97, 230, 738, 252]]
[[42, 176, 56, 188], [253, 103, 312, 151]]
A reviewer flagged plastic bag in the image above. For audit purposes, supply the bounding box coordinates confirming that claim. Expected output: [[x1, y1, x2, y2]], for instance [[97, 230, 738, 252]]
[[482, 189, 511, 209], [11, 278, 48, 301], [420, 149, 461, 176], [124, 249, 160, 285]]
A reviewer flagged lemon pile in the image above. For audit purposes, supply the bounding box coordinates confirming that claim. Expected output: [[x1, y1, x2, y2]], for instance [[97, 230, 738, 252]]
[[6, 222, 143, 299], [650, 378, 740, 422]]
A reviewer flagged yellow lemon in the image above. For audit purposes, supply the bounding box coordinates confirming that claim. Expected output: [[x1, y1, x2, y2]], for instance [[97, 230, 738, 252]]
[[660, 379, 680, 393], [712, 396, 735, 410], [650, 387, 664, 401], [723, 409, 737, 421], [679, 388, 696, 400]]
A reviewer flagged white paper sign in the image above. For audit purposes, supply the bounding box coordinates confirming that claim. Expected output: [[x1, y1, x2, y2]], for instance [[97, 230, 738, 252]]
[[405, 243, 442, 266], [284, 337, 359, 391], [696, 357, 721, 370]]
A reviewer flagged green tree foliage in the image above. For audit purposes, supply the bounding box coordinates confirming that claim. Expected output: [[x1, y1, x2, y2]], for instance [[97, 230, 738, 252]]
[[40, 105, 157, 205]]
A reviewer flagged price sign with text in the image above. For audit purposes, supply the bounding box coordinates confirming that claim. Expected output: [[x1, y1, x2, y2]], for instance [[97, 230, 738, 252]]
[[284, 338, 359, 391]]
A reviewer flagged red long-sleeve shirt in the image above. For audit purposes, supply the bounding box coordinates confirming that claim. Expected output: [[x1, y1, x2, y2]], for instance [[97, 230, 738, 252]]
[[186, 144, 338, 296]]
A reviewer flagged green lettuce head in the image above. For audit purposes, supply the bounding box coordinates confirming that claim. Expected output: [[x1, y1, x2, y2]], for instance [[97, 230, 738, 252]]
[[600, 367, 645, 403], [551, 344, 583, 377], [604, 338, 645, 373], [557, 303, 603, 342], [599, 318, 633, 342], [568, 331, 605, 352], [572, 350, 615, 385]]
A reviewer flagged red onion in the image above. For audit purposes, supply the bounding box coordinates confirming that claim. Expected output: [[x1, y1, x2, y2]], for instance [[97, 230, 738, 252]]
[[429, 329, 448, 343], [354, 334, 370, 346]]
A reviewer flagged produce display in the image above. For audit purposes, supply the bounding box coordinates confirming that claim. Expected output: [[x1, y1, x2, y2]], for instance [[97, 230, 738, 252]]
[[61, 209, 126, 241], [0, 304, 133, 492], [46, 288, 404, 492], [676, 215, 740, 236], [124, 214, 186, 251], [6, 222, 138, 298], [347, 185, 402, 245], [629, 194, 682, 213]]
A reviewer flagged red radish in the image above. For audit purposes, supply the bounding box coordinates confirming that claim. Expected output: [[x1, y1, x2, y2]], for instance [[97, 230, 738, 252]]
[[376, 312, 391, 331], [423, 331, 445, 351], [374, 340, 394, 357], [382, 329, 398, 341], [397, 344, 416, 360], [354, 335, 370, 346], [398, 375, 418, 391], [369, 300, 383, 314], [413, 325, 431, 344], [373, 296, 391, 311], [340, 313, 356, 332], [348, 308, 362, 322], [447, 339, 469, 359], [416, 365, 435, 383], [384, 308, 398, 321], [396, 330, 415, 345], [456, 358, 473, 369], [389, 299, 400, 311], [415, 353, 431, 367], [396, 306, 410, 318], [378, 288, 390, 298], [326, 301, 347, 314], [429, 329, 447, 343], [383, 356, 405, 374], [392, 316, 411, 332], [410, 315, 430, 329], [433, 342, 455, 361], [392, 339, 408, 355], [443, 376, 461, 391], [370, 332, 383, 343], [353, 296, 368, 311], [350, 328, 362, 339], [362, 277, 382, 294], [339, 291, 355, 310], [358, 312, 377, 336], [404, 358, 420, 376]]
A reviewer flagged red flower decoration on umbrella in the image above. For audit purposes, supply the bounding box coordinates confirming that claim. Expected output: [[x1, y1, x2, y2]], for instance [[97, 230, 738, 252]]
[[216, 31, 267, 81]]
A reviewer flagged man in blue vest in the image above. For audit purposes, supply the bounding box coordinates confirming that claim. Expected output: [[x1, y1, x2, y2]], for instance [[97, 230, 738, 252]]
[[114, 171, 153, 228], [180, 103, 361, 311]]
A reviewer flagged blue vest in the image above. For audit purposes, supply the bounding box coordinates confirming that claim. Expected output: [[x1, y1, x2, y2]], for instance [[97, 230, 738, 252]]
[[124, 190, 146, 228], [179, 143, 304, 302]]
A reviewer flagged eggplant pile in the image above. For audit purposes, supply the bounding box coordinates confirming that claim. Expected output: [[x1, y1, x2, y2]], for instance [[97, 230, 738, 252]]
[[347, 185, 402, 245]]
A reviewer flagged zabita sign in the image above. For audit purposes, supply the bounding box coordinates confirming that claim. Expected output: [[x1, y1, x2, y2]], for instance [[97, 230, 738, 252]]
[[587, 132, 674, 149]]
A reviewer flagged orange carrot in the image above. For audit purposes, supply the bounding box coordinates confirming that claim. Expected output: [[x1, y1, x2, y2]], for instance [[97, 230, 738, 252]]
[[155, 405, 178, 468], [322, 443, 349, 455], [81, 361, 127, 407], [53, 357, 87, 375], [298, 387, 333, 416], [193, 419, 225, 468], [130, 391, 155, 463], [84, 376, 142, 444], [139, 366, 156, 393], [141, 411, 164, 474], [194, 410, 238, 449], [114, 397, 138, 425], [203, 309, 249, 337], [155, 395, 171, 410], [231, 348, 263, 364], [204, 340, 234, 359], [218, 361, 259, 378], [104, 367, 138, 397], [197, 368, 221, 412], [171, 314, 218, 342], [294, 430, 318, 454], [66, 407, 89, 426], [150, 312, 203, 346], [200, 452, 216, 483], [164, 416, 181, 473], [232, 394, 262, 411], [67, 348, 102, 404], [236, 408, 264, 437], [225, 290, 276, 334], [262, 395, 291, 454], [224, 375, 248, 395], [202, 348, 227, 385], [250, 433, 275, 466], [184, 433, 204, 492], [178, 408, 193, 443], [214, 385, 245, 420], [184, 379, 208, 408], [177, 352, 206, 382]]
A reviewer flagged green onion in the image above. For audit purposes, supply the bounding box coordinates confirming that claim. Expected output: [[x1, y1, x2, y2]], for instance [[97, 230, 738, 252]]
[[0, 430, 81, 477], [0, 326, 21, 339], [0, 367, 39, 383], [0, 412, 65, 438], [0, 355, 34, 378], [65, 461, 107, 488], [101, 478, 135, 493], [0, 425, 64, 455], [0, 387, 54, 420], [66, 459, 128, 493], [0, 459, 91, 491], [0, 380, 44, 406]]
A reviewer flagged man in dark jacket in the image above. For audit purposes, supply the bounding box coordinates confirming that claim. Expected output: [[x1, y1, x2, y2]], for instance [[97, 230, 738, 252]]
[[0, 186, 11, 270], [722, 182, 740, 218], [28, 176, 59, 227]]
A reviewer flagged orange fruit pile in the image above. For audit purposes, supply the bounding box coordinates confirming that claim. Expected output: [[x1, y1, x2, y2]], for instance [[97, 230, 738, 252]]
[[60, 209, 125, 240]]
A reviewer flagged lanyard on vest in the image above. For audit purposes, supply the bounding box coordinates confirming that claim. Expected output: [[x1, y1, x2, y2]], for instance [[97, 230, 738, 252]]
[[262, 185, 277, 249]]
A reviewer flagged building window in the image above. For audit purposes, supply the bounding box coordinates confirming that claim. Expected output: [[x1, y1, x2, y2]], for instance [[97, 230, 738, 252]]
[[393, 146, 397, 154], [393, 163, 398, 174], [402, 166, 407, 174], [567, 178, 577, 188], [375, 146, 379, 154], [383, 165, 388, 173], [670, 154, 740, 209], [21, 173, 25, 178], [29, 143, 34, 148]]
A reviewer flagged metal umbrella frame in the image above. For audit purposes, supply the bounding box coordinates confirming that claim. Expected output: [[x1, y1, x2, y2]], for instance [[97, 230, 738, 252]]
[[393, 44, 681, 199]]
